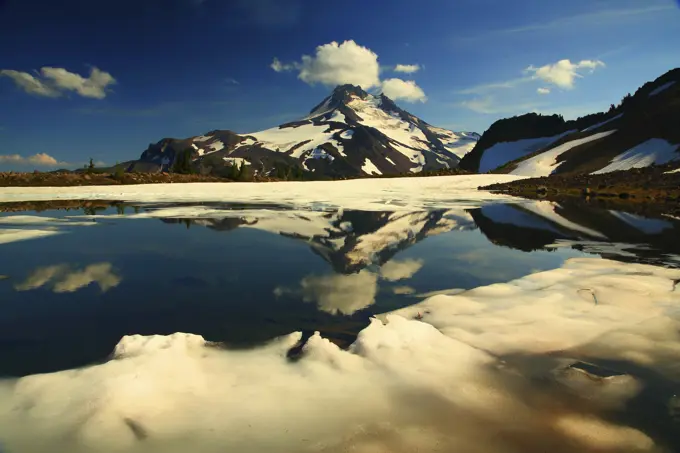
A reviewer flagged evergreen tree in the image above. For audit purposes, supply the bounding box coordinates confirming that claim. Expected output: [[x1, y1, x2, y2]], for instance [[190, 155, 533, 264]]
[[228, 162, 240, 180], [275, 165, 287, 180], [172, 149, 194, 174]]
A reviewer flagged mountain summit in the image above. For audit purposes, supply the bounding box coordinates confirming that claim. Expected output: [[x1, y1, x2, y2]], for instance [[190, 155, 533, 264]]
[[129, 86, 479, 178]]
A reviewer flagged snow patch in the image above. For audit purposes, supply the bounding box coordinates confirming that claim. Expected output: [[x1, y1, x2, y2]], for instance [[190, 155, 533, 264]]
[[340, 129, 354, 140], [592, 138, 679, 174], [511, 130, 616, 177], [479, 131, 577, 173], [208, 141, 225, 153], [649, 81, 676, 97], [222, 157, 251, 166], [248, 122, 345, 159], [361, 158, 382, 176], [582, 113, 623, 133], [0, 258, 672, 453], [0, 175, 525, 212]]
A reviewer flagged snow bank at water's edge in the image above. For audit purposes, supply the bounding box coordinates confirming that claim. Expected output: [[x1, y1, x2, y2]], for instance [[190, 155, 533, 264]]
[[0, 257, 676, 453], [0, 175, 524, 211]]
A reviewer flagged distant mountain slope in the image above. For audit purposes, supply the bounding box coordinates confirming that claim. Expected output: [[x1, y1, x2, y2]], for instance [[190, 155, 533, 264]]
[[460, 68, 680, 176], [129, 85, 479, 178]]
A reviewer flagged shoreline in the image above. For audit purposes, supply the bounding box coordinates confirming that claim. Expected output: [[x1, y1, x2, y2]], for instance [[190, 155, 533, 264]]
[[480, 166, 680, 217]]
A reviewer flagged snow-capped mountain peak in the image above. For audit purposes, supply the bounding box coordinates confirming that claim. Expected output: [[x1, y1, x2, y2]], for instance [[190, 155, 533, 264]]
[[130, 85, 479, 178]]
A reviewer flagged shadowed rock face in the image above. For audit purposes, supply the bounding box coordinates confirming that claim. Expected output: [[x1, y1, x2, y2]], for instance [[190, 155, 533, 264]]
[[129, 85, 479, 178], [460, 68, 680, 175]]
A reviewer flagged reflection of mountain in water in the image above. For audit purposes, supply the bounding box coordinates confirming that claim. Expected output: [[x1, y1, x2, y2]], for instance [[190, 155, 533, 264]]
[[472, 202, 680, 266], [159, 201, 680, 269], [160, 208, 477, 274]]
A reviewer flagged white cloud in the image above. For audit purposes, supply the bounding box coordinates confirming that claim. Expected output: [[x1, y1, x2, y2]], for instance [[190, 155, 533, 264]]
[[0, 70, 60, 97], [537, 87, 551, 95], [0, 153, 68, 167], [270, 57, 296, 73], [15, 262, 121, 293], [381, 78, 427, 103], [526, 59, 605, 89], [297, 40, 381, 89], [272, 40, 429, 102], [394, 64, 420, 74], [460, 96, 544, 114], [271, 40, 381, 89], [455, 76, 533, 95], [0, 67, 116, 99]]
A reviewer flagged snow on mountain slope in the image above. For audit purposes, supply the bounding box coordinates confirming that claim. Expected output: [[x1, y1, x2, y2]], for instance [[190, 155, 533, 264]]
[[649, 81, 676, 97], [131, 85, 479, 178], [592, 138, 679, 175], [510, 130, 617, 177], [242, 122, 346, 159], [427, 127, 480, 159], [582, 113, 623, 132], [479, 131, 576, 173]]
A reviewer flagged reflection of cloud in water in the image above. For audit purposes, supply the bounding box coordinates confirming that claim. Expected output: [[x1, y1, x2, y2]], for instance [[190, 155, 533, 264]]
[[15, 263, 121, 293], [379, 259, 423, 282], [392, 286, 416, 295], [300, 270, 378, 316]]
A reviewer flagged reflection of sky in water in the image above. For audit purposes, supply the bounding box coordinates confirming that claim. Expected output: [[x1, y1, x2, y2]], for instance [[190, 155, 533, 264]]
[[0, 204, 676, 377], [2, 203, 680, 453]]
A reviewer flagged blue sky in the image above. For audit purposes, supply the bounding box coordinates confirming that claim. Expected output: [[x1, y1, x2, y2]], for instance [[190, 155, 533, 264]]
[[0, 0, 678, 170]]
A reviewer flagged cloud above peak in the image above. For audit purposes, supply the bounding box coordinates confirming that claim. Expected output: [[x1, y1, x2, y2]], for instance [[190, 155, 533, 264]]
[[272, 40, 427, 103], [0, 66, 116, 99], [381, 79, 427, 103], [526, 59, 605, 89]]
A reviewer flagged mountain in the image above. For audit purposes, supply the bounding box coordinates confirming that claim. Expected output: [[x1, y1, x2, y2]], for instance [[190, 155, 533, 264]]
[[459, 68, 680, 176], [128, 85, 479, 178]]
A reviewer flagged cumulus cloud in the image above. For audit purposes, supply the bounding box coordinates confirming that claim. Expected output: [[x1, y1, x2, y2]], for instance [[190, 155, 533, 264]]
[[526, 59, 605, 89], [272, 40, 427, 102], [537, 87, 551, 95], [381, 78, 427, 103], [15, 263, 122, 293], [0, 67, 116, 99], [296, 40, 381, 89], [394, 64, 420, 74], [0, 153, 68, 167]]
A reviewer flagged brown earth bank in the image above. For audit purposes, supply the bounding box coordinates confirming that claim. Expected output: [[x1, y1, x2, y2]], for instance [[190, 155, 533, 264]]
[[0, 171, 259, 187], [0, 167, 469, 188], [480, 165, 680, 217]]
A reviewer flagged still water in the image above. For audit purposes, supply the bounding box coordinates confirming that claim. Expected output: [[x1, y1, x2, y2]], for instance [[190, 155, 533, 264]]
[[1, 201, 678, 377], [0, 200, 679, 452]]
